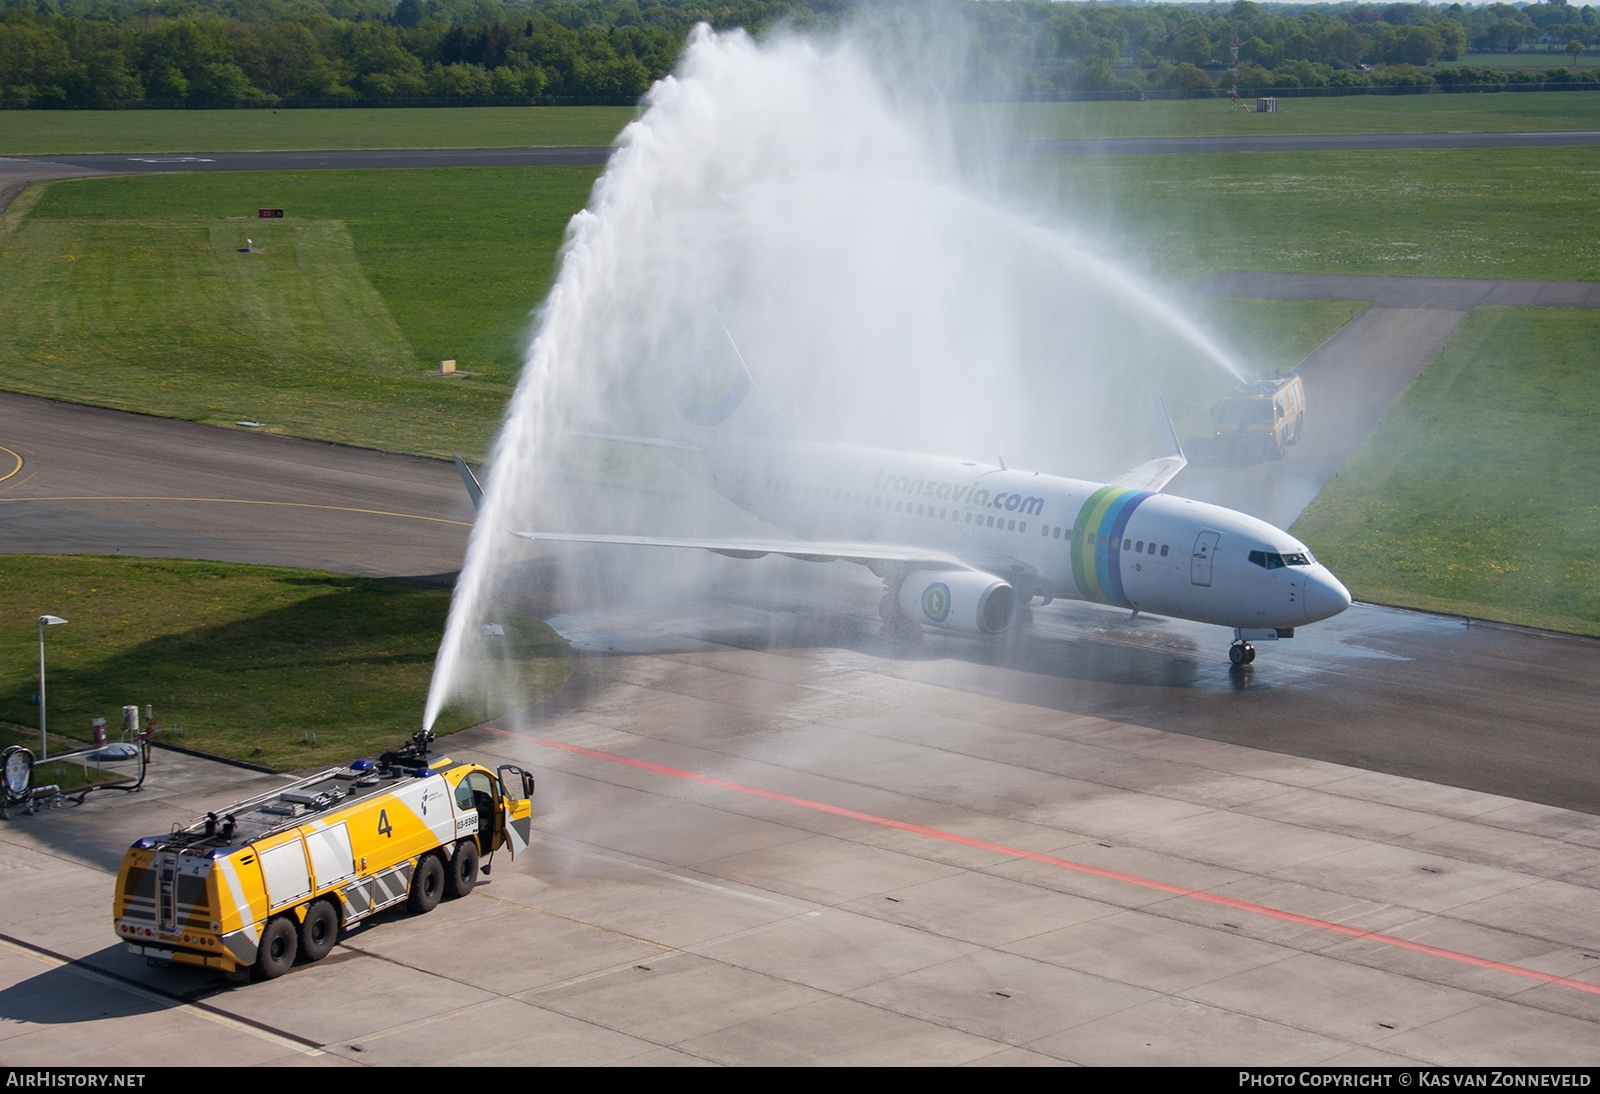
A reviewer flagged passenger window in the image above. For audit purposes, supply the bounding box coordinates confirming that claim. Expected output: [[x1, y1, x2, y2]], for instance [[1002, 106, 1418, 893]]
[[1160, 545, 1168, 557]]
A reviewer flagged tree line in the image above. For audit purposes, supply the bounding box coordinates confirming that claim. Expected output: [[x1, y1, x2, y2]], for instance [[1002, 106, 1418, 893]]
[[2, 0, 1597, 106]]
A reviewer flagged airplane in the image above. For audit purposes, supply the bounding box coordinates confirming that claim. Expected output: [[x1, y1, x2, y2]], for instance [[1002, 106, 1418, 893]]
[[454, 361, 1351, 667]]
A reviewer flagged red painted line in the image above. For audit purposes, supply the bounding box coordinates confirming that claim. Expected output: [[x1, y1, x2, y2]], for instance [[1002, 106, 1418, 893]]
[[487, 727, 1600, 998]]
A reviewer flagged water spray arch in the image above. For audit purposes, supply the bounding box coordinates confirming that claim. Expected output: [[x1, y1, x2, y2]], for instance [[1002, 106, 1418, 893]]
[[424, 25, 1244, 732]]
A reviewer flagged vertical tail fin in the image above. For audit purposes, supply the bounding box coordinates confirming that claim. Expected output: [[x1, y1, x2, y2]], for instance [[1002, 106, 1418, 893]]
[[671, 314, 807, 439]]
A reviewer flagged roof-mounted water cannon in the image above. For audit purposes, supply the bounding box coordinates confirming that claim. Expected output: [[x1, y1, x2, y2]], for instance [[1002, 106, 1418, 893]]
[[376, 728, 437, 775]]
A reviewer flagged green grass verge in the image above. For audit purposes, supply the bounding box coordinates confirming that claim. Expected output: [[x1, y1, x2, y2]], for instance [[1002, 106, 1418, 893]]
[[0, 556, 570, 772], [0, 106, 637, 156], [1032, 146, 1600, 282], [1291, 306, 1600, 637], [962, 91, 1600, 142], [1, 166, 600, 459]]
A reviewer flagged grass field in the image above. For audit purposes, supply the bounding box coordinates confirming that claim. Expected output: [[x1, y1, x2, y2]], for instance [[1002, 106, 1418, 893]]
[[1033, 146, 1600, 282], [1291, 306, 1600, 636], [0, 106, 638, 156], [1, 165, 600, 458], [0, 556, 570, 771], [4, 93, 1595, 157], [0, 166, 1374, 460]]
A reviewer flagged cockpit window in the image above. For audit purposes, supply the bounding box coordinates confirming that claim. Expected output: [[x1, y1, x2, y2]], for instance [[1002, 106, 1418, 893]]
[[1250, 550, 1314, 569]]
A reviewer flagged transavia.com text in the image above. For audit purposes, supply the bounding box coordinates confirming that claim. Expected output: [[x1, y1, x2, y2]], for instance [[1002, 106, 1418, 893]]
[[1240, 1076, 1593, 1088]]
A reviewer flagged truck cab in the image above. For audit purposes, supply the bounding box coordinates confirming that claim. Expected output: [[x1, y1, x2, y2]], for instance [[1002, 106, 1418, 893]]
[[1212, 375, 1305, 460]]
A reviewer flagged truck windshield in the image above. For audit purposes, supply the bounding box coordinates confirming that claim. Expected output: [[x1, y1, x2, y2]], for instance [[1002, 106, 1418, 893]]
[[1216, 400, 1273, 425]]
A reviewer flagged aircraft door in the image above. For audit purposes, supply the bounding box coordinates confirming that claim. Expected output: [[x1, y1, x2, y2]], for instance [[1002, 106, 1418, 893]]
[[454, 771, 499, 853], [1191, 531, 1221, 587], [961, 508, 976, 537]]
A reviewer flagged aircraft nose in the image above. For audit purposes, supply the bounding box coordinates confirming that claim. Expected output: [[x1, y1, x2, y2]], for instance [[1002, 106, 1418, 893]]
[[1304, 567, 1352, 623]]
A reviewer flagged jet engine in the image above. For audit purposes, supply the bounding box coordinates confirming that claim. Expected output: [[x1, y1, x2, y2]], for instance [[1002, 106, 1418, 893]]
[[899, 570, 1017, 635]]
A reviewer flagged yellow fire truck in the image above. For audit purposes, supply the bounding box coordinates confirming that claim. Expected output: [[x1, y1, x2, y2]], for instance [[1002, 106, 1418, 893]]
[[1211, 375, 1306, 460], [114, 731, 534, 980]]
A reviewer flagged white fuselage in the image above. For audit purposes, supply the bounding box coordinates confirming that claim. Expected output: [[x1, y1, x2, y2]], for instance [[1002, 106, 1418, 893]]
[[698, 436, 1351, 632]]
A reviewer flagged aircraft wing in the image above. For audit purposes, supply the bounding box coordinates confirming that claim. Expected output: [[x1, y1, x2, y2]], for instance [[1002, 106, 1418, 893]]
[[506, 528, 972, 570], [564, 431, 703, 451], [1108, 394, 1187, 493], [459, 455, 971, 571]]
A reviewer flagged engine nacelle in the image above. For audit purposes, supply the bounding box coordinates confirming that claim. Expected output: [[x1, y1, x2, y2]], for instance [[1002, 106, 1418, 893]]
[[899, 570, 1017, 635]]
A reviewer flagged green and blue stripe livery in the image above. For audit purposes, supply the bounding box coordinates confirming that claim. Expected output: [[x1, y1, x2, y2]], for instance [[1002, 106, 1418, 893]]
[[1070, 485, 1154, 608]]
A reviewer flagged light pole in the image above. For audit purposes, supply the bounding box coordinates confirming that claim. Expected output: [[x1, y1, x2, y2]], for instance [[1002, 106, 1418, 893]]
[[37, 615, 67, 760]]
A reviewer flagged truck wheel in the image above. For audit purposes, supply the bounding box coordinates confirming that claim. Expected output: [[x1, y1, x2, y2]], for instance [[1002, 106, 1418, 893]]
[[445, 839, 479, 900], [254, 915, 298, 979], [299, 899, 338, 962], [407, 853, 445, 914]]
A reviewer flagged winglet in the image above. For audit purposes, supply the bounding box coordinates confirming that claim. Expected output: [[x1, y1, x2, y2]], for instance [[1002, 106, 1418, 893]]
[[1154, 393, 1185, 463], [453, 456, 484, 511]]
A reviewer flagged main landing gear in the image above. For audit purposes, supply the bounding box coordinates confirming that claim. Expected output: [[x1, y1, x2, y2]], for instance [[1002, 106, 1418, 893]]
[[1229, 639, 1256, 667]]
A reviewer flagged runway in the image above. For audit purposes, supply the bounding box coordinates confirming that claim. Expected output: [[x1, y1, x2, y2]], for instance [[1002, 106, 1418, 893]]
[[3, 128, 1597, 182]]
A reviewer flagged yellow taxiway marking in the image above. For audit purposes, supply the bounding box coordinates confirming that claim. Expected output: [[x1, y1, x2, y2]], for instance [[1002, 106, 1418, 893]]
[[0, 445, 22, 484], [4, 496, 471, 526]]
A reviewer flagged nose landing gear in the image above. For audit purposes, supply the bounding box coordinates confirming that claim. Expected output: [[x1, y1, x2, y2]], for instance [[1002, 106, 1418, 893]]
[[1229, 639, 1256, 666]]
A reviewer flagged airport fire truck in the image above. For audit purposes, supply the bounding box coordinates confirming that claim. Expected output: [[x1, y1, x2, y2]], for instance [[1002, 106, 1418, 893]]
[[114, 730, 534, 980], [1211, 374, 1306, 459]]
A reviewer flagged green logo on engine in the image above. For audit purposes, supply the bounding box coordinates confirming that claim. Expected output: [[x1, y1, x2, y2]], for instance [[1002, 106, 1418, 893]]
[[922, 583, 951, 622]]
